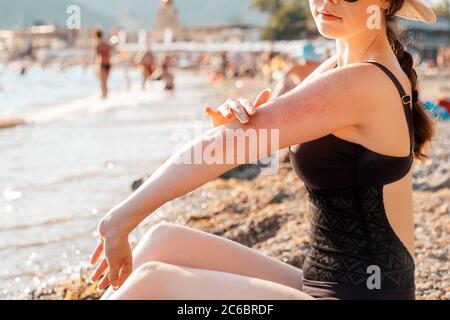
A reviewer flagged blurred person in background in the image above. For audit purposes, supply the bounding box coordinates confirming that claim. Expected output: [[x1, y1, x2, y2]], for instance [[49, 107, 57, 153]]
[[272, 41, 325, 97], [437, 45, 450, 70], [220, 51, 231, 80], [261, 48, 277, 83], [137, 49, 157, 90], [151, 53, 175, 95], [94, 29, 113, 99]]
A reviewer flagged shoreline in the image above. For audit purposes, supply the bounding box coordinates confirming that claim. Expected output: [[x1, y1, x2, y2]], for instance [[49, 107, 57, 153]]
[[0, 117, 26, 129]]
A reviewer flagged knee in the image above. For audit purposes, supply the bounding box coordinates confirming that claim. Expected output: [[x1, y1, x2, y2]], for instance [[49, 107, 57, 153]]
[[117, 261, 196, 300], [134, 261, 171, 282], [135, 260, 167, 275], [132, 261, 175, 296], [142, 221, 181, 245]]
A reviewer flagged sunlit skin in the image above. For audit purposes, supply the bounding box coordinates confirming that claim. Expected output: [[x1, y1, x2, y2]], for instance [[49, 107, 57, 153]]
[[95, 34, 113, 99], [90, 0, 416, 299]]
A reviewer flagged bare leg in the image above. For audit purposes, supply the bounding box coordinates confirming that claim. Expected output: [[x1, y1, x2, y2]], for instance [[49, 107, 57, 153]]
[[142, 73, 147, 90], [107, 261, 313, 300], [100, 221, 303, 299], [99, 69, 109, 99]]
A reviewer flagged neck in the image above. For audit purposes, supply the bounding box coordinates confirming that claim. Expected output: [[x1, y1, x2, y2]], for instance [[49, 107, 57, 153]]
[[335, 27, 392, 67]]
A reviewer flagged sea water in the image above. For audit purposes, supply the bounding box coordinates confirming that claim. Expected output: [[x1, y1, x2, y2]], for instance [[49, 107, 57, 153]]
[[0, 63, 219, 298]]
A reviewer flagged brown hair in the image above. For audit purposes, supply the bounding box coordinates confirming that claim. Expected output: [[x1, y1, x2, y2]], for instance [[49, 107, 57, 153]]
[[386, 0, 436, 160], [96, 29, 103, 39]]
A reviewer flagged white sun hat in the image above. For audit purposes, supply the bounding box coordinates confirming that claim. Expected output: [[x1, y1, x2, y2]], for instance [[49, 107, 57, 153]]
[[395, 0, 437, 24]]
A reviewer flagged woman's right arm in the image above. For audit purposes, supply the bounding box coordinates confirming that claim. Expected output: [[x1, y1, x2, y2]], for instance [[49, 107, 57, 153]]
[[102, 59, 373, 239], [92, 62, 379, 290], [102, 126, 247, 237], [90, 125, 248, 290]]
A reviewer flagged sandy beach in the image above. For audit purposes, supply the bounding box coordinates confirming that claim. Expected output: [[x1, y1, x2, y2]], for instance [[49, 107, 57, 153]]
[[20, 72, 449, 300]]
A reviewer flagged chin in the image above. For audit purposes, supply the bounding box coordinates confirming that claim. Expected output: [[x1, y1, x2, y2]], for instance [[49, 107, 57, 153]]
[[314, 20, 347, 40]]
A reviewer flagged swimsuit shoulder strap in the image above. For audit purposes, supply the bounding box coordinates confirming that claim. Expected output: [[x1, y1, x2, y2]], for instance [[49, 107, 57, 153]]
[[364, 61, 411, 107], [363, 60, 415, 153]]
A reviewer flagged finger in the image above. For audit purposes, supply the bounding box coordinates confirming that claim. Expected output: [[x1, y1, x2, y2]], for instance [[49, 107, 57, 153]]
[[205, 105, 220, 117], [217, 104, 233, 118], [254, 88, 272, 108], [97, 272, 111, 291], [205, 106, 229, 127], [237, 98, 255, 115], [90, 258, 108, 282], [205, 106, 225, 126], [108, 260, 121, 290], [228, 100, 249, 124], [223, 99, 235, 118], [118, 261, 132, 287], [89, 241, 104, 266]]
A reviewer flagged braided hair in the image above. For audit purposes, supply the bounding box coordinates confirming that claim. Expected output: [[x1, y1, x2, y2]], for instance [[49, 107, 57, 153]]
[[386, 0, 436, 160]]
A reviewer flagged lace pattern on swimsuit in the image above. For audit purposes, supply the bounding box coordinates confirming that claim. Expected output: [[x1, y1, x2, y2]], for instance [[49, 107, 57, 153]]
[[302, 185, 415, 290]]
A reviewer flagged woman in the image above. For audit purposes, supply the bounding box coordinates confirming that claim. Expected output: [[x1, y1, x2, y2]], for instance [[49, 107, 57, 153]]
[[89, 0, 437, 300], [272, 41, 325, 98], [161, 54, 175, 92], [94, 29, 113, 99], [137, 49, 156, 90]]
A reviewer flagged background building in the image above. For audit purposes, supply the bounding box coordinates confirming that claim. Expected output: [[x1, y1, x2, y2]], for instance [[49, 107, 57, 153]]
[[398, 16, 450, 62]]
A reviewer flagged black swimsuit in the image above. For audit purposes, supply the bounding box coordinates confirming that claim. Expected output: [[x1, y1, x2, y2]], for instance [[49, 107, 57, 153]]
[[101, 63, 111, 72], [289, 61, 416, 300]]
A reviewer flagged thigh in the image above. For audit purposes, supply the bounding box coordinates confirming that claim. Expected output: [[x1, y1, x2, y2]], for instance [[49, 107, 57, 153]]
[[99, 68, 109, 80], [132, 221, 303, 291], [107, 261, 313, 300]]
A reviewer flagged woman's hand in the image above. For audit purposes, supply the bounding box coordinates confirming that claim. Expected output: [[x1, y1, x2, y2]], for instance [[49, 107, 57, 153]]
[[89, 215, 133, 291], [205, 88, 272, 127]]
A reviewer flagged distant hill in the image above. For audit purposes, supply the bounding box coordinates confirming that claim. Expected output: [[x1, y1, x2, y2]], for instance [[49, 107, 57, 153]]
[[0, 0, 268, 30]]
